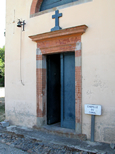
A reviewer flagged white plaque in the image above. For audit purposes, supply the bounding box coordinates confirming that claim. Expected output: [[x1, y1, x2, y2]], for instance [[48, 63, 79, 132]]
[[85, 104, 102, 115]]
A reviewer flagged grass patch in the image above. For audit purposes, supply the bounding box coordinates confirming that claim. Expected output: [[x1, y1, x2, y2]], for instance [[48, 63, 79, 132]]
[[0, 103, 5, 122]]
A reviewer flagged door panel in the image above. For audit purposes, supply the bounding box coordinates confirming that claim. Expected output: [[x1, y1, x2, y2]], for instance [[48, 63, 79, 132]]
[[47, 54, 60, 125], [61, 52, 75, 129]]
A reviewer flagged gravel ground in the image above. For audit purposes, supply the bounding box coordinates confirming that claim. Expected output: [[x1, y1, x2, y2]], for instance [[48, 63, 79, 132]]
[[0, 125, 113, 154], [0, 132, 95, 154], [0, 142, 28, 154]]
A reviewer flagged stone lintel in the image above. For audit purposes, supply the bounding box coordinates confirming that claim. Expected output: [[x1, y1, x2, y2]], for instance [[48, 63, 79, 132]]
[[29, 25, 88, 43]]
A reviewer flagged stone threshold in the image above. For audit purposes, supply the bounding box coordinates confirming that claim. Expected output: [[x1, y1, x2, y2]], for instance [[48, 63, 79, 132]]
[[33, 124, 87, 141]]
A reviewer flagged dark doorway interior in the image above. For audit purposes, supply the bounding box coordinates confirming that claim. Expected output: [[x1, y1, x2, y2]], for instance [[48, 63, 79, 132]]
[[47, 54, 61, 125], [47, 52, 75, 129]]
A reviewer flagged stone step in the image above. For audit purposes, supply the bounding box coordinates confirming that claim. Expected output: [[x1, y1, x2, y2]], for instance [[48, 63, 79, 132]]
[[33, 124, 87, 141]]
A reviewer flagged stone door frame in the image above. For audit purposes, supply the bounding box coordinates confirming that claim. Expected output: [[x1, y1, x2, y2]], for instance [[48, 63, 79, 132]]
[[29, 25, 88, 133]]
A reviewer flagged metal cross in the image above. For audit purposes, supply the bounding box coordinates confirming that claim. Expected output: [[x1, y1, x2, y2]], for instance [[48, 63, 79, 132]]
[[51, 10, 62, 31]]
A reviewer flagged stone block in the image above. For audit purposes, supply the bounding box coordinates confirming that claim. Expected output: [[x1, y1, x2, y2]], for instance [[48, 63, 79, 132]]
[[97, 152, 107, 154], [1, 120, 9, 127], [110, 143, 115, 149], [82, 152, 88, 154]]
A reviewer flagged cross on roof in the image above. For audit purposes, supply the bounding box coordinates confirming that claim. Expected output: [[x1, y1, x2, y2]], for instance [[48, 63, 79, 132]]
[[51, 10, 62, 31]]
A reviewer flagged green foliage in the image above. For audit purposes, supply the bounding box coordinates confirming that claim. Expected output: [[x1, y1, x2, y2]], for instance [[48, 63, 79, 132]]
[[0, 59, 4, 76], [0, 46, 5, 87], [0, 46, 5, 61]]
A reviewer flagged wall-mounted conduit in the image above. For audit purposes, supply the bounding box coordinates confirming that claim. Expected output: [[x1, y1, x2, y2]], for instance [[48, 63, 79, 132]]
[[20, 26, 25, 86]]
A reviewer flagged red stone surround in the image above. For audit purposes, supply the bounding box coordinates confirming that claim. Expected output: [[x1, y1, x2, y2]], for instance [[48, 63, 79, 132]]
[[29, 25, 88, 131]]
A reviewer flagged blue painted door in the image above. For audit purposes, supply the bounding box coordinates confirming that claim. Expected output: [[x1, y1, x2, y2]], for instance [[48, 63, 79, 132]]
[[61, 52, 75, 129]]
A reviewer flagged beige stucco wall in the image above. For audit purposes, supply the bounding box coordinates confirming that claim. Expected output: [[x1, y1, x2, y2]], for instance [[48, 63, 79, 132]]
[[5, 0, 115, 143]]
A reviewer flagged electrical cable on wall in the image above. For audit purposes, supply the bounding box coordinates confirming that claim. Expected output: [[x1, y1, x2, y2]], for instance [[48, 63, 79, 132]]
[[20, 26, 25, 86]]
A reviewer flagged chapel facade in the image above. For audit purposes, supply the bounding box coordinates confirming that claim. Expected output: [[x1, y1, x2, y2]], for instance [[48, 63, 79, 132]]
[[5, 0, 115, 143]]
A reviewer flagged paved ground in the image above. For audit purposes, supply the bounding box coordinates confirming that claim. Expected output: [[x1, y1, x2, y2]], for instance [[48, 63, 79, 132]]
[[0, 125, 114, 154], [0, 131, 83, 154], [0, 142, 28, 154]]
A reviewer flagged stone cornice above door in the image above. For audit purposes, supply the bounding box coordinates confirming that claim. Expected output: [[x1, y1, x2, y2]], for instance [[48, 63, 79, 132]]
[[29, 25, 88, 42], [29, 25, 88, 54]]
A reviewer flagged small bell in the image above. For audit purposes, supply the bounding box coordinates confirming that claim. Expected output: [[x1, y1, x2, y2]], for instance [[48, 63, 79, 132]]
[[17, 19, 22, 27]]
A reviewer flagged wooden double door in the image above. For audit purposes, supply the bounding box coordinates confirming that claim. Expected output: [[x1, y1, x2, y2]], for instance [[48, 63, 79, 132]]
[[47, 52, 75, 129]]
